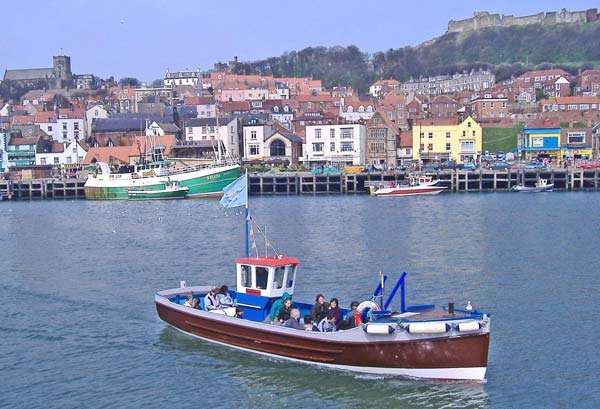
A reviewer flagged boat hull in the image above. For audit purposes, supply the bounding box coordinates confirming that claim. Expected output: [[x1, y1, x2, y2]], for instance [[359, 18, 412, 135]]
[[511, 184, 554, 192], [375, 186, 447, 197], [85, 165, 239, 200], [155, 295, 489, 381], [127, 188, 188, 200]]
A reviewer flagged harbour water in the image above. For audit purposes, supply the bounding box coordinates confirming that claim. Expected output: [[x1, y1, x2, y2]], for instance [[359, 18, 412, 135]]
[[1, 193, 599, 408]]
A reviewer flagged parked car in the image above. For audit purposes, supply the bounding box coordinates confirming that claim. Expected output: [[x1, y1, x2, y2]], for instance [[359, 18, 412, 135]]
[[496, 151, 506, 160], [438, 160, 457, 170], [525, 161, 546, 169], [488, 161, 509, 170], [576, 160, 600, 169], [460, 162, 477, 171]]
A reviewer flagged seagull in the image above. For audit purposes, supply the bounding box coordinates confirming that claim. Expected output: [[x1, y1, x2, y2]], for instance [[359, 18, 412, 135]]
[[465, 301, 473, 312]]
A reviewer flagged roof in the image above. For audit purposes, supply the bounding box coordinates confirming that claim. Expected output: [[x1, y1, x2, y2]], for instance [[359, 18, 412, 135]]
[[540, 96, 600, 105], [235, 256, 300, 267], [267, 132, 303, 143], [94, 113, 173, 132], [9, 136, 39, 145], [83, 146, 134, 164], [4, 68, 53, 81]]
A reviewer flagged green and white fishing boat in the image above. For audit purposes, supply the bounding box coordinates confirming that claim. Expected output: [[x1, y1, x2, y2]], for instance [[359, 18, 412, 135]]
[[85, 138, 240, 200]]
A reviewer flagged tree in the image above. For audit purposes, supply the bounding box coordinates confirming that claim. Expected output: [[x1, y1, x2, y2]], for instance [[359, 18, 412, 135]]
[[151, 79, 163, 88], [119, 77, 141, 87], [52, 94, 71, 109]]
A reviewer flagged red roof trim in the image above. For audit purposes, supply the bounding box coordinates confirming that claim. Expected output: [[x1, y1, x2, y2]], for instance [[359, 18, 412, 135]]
[[235, 256, 300, 267]]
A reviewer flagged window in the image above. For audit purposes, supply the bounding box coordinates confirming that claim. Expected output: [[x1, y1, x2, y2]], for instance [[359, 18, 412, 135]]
[[66, 157, 72, 164], [532, 137, 544, 147], [54, 157, 59, 164], [460, 141, 474, 151], [249, 144, 260, 155], [472, 130, 476, 136], [62, 122, 67, 130], [370, 129, 386, 138], [567, 132, 585, 144], [62, 132, 68, 140], [340, 128, 354, 139], [502, 102, 507, 108], [482, 102, 486, 109], [187, 127, 193, 134], [315, 128, 322, 139], [428, 132, 433, 139], [330, 142, 335, 152], [370, 142, 385, 152], [312, 142, 324, 152], [467, 122, 472, 128], [446, 132, 451, 138], [48, 126, 52, 132], [250, 130, 257, 140], [419, 132, 424, 139], [40, 158, 46, 165], [330, 129, 335, 138], [74, 123, 79, 130], [446, 143, 451, 151], [270, 140, 286, 156], [490, 102, 495, 109], [340, 141, 354, 152], [462, 130, 466, 137], [428, 143, 433, 150], [273, 267, 284, 289], [240, 265, 252, 287]]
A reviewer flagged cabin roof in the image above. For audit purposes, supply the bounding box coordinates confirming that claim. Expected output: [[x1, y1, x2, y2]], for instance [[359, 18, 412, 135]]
[[235, 256, 300, 267]]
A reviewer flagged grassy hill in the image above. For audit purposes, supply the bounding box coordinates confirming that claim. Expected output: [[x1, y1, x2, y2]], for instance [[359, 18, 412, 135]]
[[234, 22, 600, 93], [482, 125, 523, 153]]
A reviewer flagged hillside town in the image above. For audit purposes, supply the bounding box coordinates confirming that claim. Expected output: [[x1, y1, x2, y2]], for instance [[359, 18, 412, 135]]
[[1, 54, 600, 180]]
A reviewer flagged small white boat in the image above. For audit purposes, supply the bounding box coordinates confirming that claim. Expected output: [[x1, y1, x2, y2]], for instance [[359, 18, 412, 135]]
[[512, 178, 554, 193], [369, 175, 447, 197]]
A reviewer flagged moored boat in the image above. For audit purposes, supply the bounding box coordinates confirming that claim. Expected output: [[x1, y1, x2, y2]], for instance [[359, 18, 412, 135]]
[[511, 178, 554, 192], [127, 180, 189, 200], [155, 174, 490, 381], [368, 175, 447, 197]]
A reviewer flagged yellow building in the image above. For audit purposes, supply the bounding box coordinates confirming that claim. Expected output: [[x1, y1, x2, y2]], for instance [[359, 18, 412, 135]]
[[412, 116, 482, 164]]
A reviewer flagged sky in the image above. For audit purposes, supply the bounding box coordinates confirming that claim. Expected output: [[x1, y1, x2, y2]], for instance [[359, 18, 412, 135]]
[[1, 0, 598, 83]]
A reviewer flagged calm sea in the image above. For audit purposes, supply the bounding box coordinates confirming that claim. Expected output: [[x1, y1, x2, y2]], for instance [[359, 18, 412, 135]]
[[1, 193, 599, 408]]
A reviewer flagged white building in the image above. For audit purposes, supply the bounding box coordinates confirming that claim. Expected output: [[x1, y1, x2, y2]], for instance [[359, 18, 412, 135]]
[[304, 123, 366, 168], [164, 69, 201, 87], [37, 111, 85, 145], [85, 105, 108, 136], [184, 117, 240, 158], [36, 140, 87, 167], [242, 119, 273, 162]]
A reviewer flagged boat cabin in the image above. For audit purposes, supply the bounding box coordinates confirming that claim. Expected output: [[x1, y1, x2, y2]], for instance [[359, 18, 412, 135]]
[[235, 256, 299, 298], [234, 256, 299, 321]]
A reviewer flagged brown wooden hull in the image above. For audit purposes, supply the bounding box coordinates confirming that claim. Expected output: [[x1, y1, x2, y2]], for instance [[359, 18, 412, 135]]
[[156, 300, 489, 380]]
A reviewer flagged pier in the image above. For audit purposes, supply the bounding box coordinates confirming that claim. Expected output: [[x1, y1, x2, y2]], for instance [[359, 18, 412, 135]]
[[1, 169, 600, 200], [248, 169, 600, 195]]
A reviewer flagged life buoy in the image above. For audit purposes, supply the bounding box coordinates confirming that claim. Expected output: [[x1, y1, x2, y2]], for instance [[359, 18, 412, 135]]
[[356, 300, 380, 313]]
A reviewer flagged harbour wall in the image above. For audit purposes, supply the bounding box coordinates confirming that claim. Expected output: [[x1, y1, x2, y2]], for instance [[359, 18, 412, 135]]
[[2, 169, 600, 200]]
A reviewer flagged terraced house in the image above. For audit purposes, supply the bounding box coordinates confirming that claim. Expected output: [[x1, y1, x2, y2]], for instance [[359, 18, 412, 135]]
[[411, 116, 482, 164]]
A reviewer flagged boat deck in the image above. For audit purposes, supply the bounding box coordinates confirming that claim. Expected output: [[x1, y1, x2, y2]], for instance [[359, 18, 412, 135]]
[[393, 307, 475, 321]]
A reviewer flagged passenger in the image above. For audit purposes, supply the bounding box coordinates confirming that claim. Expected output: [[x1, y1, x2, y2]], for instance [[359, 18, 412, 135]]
[[345, 301, 360, 329], [234, 306, 244, 318], [277, 298, 294, 323], [303, 315, 314, 331], [317, 316, 336, 332], [183, 295, 193, 307], [216, 285, 235, 307], [283, 309, 305, 330], [267, 292, 291, 324], [191, 298, 200, 309], [204, 286, 219, 311], [310, 293, 329, 323], [327, 298, 343, 330]]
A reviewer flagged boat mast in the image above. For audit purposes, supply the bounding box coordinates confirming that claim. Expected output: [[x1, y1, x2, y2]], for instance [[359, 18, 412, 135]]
[[245, 168, 249, 257]]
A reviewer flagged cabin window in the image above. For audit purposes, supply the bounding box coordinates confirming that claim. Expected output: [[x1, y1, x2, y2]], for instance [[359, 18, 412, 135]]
[[240, 265, 251, 287], [255, 267, 268, 289], [273, 267, 285, 289], [285, 265, 295, 288]]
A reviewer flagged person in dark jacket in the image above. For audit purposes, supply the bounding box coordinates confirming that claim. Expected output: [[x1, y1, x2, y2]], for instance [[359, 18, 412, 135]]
[[283, 309, 305, 330], [268, 292, 291, 323], [310, 293, 329, 323], [345, 301, 360, 329], [277, 298, 294, 323], [327, 298, 343, 330]]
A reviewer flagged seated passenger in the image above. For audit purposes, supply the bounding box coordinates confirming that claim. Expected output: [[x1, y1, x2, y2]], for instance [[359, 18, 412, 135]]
[[327, 298, 343, 330], [303, 315, 315, 331], [283, 309, 305, 330], [346, 301, 360, 329], [277, 298, 294, 323], [191, 298, 200, 309], [183, 295, 193, 307], [311, 293, 329, 324], [234, 306, 244, 318], [267, 292, 291, 324], [317, 316, 336, 332], [216, 285, 235, 307], [204, 286, 219, 311]]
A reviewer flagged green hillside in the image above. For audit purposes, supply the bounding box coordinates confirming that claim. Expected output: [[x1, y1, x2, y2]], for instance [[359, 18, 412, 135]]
[[482, 125, 523, 153], [233, 22, 600, 93]]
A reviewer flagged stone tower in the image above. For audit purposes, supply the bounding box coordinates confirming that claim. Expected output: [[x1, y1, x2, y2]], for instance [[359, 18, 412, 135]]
[[51, 55, 73, 89]]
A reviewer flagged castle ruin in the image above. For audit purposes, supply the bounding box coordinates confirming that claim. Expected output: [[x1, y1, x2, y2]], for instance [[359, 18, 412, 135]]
[[447, 8, 599, 34]]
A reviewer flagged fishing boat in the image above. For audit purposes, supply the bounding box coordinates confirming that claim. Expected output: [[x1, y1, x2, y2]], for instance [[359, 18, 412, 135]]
[[127, 180, 189, 200], [155, 175, 490, 381], [511, 178, 554, 193], [368, 175, 447, 197]]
